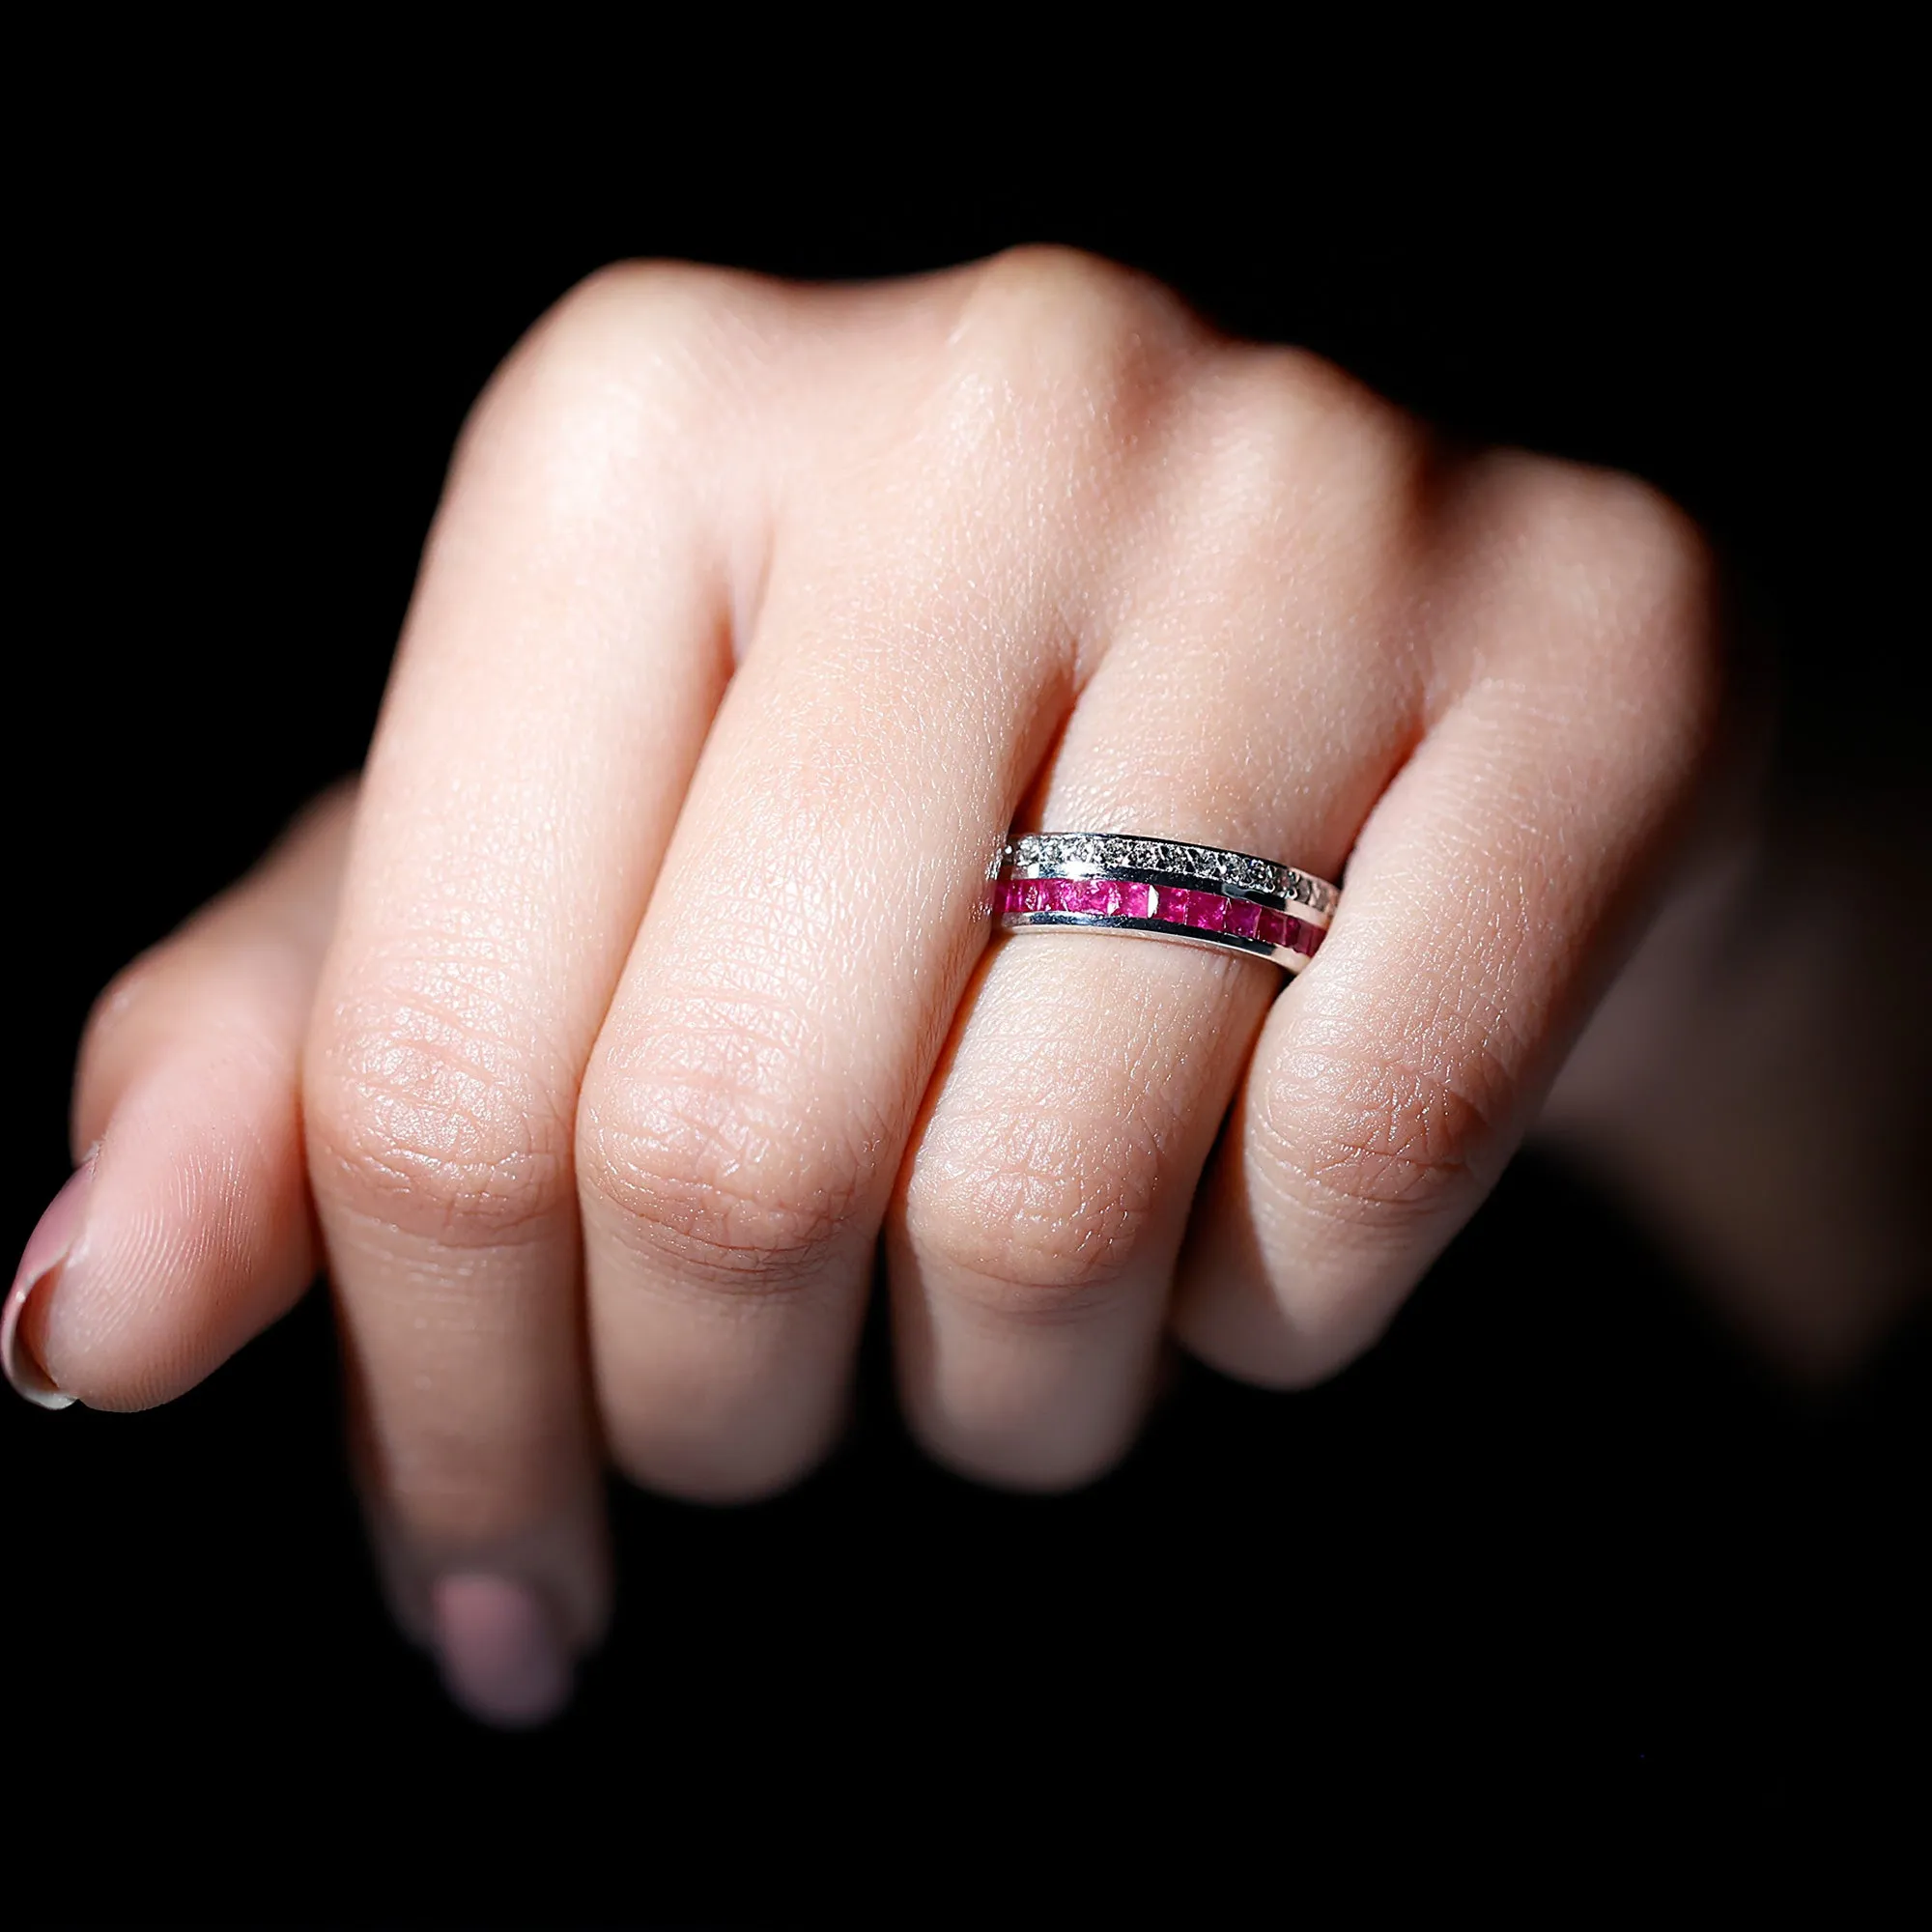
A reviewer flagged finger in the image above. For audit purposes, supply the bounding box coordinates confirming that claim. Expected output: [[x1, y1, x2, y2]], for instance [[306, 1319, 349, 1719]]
[[574, 252, 1164, 1499], [889, 352, 1424, 1486], [1174, 457, 1718, 1383], [6, 785, 351, 1410], [301, 268, 748, 1713]]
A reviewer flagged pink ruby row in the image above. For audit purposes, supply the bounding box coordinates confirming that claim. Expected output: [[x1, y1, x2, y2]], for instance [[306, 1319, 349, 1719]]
[[997, 876, 1326, 956]]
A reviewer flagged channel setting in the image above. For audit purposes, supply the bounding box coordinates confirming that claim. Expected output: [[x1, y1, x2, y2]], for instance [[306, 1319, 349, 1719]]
[[993, 834, 1339, 973]]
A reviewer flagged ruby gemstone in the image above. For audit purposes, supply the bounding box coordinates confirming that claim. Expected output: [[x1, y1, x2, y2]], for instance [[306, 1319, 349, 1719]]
[[1004, 875, 1327, 955]]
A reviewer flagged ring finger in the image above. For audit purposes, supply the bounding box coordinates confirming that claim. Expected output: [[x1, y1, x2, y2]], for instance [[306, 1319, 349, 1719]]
[[890, 352, 1427, 1486]]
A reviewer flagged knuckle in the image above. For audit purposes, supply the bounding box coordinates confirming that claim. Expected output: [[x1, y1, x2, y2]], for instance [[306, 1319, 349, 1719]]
[[459, 258, 762, 481], [1584, 472, 1724, 716], [903, 1104, 1163, 1309], [305, 971, 572, 1244], [1258, 1043, 1502, 1233], [1480, 455, 1726, 773], [1237, 344, 1414, 455], [945, 243, 1192, 419], [1514, 458, 1714, 615], [1564, 463, 1712, 588], [578, 1010, 878, 1293], [542, 258, 761, 382], [1487, 457, 1719, 652], [1195, 345, 1428, 544], [542, 258, 745, 356]]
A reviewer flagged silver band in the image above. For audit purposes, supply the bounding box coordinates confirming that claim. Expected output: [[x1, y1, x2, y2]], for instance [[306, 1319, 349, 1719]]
[[994, 832, 1341, 973]]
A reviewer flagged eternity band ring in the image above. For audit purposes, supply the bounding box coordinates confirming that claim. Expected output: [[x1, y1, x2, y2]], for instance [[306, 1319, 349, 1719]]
[[993, 833, 1341, 973]]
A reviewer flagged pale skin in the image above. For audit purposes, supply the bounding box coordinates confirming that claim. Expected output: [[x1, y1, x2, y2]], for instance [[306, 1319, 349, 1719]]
[[7, 250, 1723, 1725]]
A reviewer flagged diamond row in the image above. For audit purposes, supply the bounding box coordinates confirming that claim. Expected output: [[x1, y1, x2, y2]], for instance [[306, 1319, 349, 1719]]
[[1005, 834, 1337, 915], [995, 876, 1327, 957]]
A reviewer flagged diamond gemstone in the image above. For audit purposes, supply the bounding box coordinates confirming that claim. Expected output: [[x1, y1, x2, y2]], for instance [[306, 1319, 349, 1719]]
[[1002, 837, 1331, 918]]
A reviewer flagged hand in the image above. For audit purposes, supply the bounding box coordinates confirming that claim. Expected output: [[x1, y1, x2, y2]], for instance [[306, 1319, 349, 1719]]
[[6, 249, 1718, 1723]]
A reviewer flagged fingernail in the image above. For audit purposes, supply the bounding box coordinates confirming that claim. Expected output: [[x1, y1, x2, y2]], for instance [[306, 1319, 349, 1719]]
[[430, 1574, 574, 1729], [3, 1158, 96, 1409]]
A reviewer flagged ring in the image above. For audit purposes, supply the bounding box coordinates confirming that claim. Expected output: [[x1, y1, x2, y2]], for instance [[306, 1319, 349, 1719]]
[[993, 833, 1341, 972]]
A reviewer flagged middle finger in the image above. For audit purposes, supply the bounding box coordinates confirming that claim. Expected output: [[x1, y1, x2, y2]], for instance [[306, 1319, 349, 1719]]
[[574, 259, 1187, 1497]]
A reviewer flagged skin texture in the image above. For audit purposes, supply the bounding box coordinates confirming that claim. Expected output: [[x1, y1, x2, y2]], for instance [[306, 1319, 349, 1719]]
[[8, 250, 1721, 1723]]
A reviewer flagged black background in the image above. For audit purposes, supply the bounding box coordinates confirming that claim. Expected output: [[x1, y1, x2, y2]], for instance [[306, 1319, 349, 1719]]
[[8, 111, 1925, 1923]]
